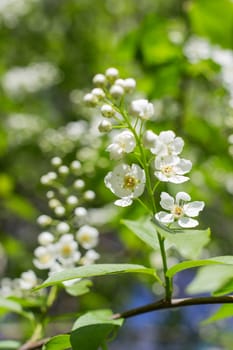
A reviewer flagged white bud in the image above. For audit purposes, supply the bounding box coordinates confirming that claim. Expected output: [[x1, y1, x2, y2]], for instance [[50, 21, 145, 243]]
[[83, 93, 98, 107], [38, 231, 54, 245], [48, 198, 61, 209], [51, 157, 62, 167], [109, 84, 124, 98], [46, 191, 55, 199], [123, 78, 136, 92], [54, 206, 65, 217], [114, 79, 125, 88], [70, 160, 81, 172], [93, 73, 106, 87], [56, 222, 70, 234], [98, 120, 112, 133], [105, 67, 119, 81], [143, 130, 157, 148], [73, 179, 85, 190], [40, 175, 50, 185], [74, 207, 87, 218], [66, 195, 79, 206], [37, 215, 52, 227], [84, 190, 95, 201], [100, 104, 115, 118], [58, 165, 69, 175], [91, 88, 105, 99]]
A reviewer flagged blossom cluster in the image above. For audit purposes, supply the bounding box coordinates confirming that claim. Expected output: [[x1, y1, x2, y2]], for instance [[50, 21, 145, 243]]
[[36, 157, 100, 278], [84, 68, 205, 227], [2, 62, 60, 98], [0, 156, 101, 297]]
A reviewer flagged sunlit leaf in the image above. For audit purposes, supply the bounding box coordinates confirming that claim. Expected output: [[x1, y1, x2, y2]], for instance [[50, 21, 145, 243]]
[[186, 265, 233, 294], [153, 219, 210, 259], [70, 309, 123, 350], [43, 334, 71, 350], [35, 264, 158, 290], [201, 304, 233, 325], [167, 256, 233, 278], [65, 279, 93, 297], [0, 340, 21, 349]]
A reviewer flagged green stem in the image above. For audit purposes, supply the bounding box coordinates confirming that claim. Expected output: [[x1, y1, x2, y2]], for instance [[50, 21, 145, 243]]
[[118, 106, 173, 301]]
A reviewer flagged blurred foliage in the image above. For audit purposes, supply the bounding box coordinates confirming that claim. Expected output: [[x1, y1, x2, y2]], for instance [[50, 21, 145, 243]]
[[0, 0, 233, 348]]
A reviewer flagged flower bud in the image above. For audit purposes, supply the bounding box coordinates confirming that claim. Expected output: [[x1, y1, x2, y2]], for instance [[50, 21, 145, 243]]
[[92, 73, 106, 87], [38, 231, 54, 245], [58, 165, 69, 175], [54, 206, 66, 217], [66, 195, 79, 206], [73, 179, 85, 190], [105, 67, 119, 81], [143, 130, 157, 148], [91, 88, 105, 99], [51, 157, 62, 167], [56, 222, 70, 234], [109, 84, 124, 98], [83, 93, 98, 107], [70, 160, 81, 172], [98, 120, 112, 133], [84, 190, 96, 201], [124, 78, 136, 92], [100, 104, 115, 118], [37, 215, 52, 227], [74, 207, 87, 218]]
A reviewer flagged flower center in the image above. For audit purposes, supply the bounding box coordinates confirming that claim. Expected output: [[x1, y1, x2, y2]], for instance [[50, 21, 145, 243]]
[[172, 205, 183, 218], [162, 165, 173, 176], [123, 175, 138, 189], [61, 244, 73, 257], [40, 254, 52, 264]]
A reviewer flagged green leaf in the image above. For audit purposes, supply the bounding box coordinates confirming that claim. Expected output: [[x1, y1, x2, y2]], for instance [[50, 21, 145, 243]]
[[35, 264, 157, 290], [153, 219, 210, 259], [65, 279, 93, 297], [189, 0, 233, 48], [166, 256, 233, 278], [201, 304, 233, 325], [0, 341, 21, 349], [122, 217, 160, 250], [43, 334, 71, 350], [0, 297, 34, 320], [186, 265, 233, 295], [213, 278, 233, 296], [70, 309, 123, 350]]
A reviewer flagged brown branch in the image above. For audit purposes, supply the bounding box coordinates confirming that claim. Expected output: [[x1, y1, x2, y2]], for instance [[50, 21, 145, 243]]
[[112, 295, 233, 319], [19, 337, 51, 350], [18, 295, 233, 348]]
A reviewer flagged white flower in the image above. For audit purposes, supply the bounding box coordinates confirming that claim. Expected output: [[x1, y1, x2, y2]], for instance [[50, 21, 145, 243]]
[[76, 225, 99, 249], [19, 270, 38, 290], [106, 130, 136, 159], [37, 215, 52, 227], [104, 163, 146, 207], [38, 231, 54, 246], [56, 234, 80, 265], [80, 249, 100, 265], [154, 155, 192, 184], [105, 67, 119, 81], [56, 222, 70, 234], [33, 245, 57, 270], [131, 99, 154, 120], [143, 130, 157, 148], [150, 130, 184, 157], [155, 192, 205, 228]]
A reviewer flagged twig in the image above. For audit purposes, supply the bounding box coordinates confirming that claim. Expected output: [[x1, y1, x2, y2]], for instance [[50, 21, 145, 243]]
[[19, 337, 50, 350], [112, 295, 233, 319]]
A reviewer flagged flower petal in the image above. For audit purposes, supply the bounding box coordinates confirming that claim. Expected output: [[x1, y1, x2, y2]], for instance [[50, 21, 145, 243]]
[[183, 201, 205, 217], [155, 211, 174, 224], [178, 217, 199, 228], [176, 191, 191, 203], [160, 192, 174, 210], [114, 197, 133, 207]]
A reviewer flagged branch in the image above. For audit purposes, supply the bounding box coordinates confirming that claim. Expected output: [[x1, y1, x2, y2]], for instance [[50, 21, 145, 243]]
[[112, 295, 233, 319], [19, 337, 50, 350]]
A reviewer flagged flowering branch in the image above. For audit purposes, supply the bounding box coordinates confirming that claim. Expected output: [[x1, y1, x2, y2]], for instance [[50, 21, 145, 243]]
[[112, 295, 233, 320]]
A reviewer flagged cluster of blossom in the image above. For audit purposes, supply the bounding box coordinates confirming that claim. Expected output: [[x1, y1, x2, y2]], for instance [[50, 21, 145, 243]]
[[36, 157, 100, 281], [2, 62, 60, 98], [84, 68, 205, 228], [5, 113, 47, 147], [0, 270, 39, 298], [0, 0, 39, 28], [184, 36, 233, 107]]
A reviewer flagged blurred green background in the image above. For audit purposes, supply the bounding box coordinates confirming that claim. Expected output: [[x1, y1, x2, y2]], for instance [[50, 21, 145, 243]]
[[0, 0, 233, 348]]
